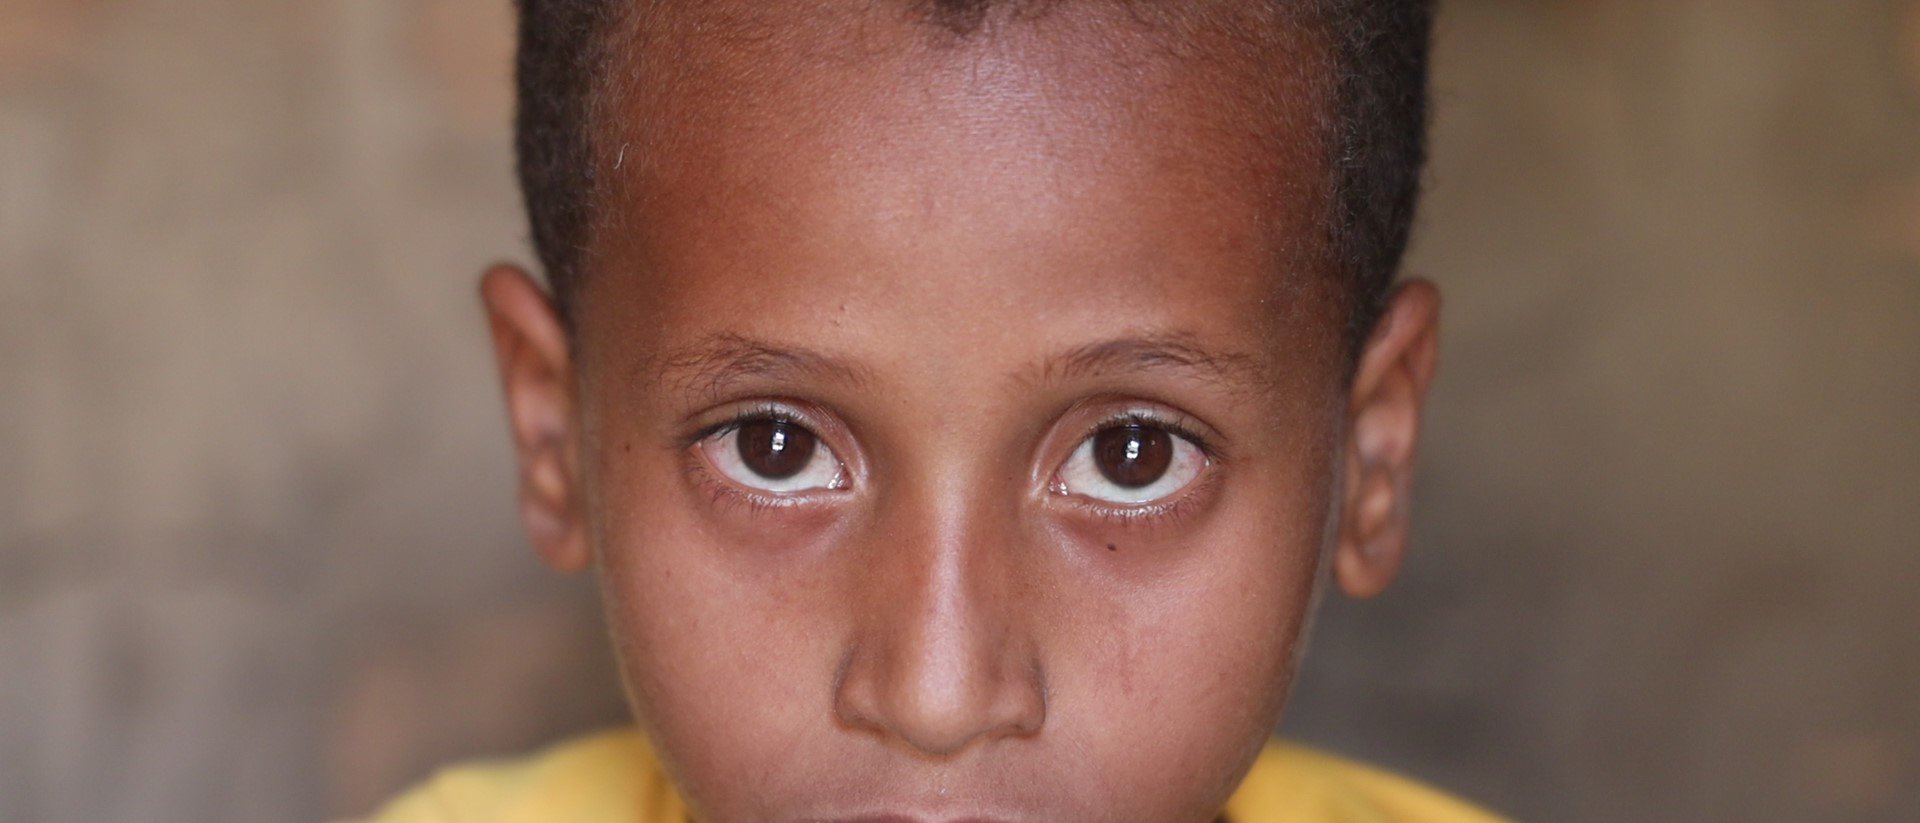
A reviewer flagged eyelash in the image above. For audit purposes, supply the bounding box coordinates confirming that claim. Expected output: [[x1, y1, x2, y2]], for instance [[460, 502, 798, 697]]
[[1050, 409, 1222, 529], [681, 402, 1224, 528], [684, 402, 809, 448], [1078, 409, 1220, 461], [681, 459, 820, 515], [681, 402, 847, 513], [1053, 471, 1222, 530]]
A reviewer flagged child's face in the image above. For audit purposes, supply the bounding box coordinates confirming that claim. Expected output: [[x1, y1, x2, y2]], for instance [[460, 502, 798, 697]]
[[484, 5, 1438, 823]]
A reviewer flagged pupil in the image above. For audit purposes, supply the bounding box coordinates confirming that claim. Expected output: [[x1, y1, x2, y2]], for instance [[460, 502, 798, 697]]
[[1092, 424, 1173, 489], [737, 419, 817, 480]]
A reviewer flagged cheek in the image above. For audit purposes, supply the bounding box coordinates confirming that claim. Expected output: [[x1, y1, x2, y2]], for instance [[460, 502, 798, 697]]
[[1045, 457, 1333, 815], [587, 439, 849, 814]]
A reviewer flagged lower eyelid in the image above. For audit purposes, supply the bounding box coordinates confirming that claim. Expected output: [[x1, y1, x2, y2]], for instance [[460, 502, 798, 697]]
[[1059, 466, 1222, 530], [1066, 497, 1195, 531], [683, 455, 815, 514]]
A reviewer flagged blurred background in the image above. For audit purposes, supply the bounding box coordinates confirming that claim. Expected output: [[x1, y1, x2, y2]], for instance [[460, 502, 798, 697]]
[[2, 1, 1916, 821]]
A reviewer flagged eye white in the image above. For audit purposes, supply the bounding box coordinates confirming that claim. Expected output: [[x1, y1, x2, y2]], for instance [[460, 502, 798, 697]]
[[1057, 428, 1207, 505], [699, 425, 845, 493]]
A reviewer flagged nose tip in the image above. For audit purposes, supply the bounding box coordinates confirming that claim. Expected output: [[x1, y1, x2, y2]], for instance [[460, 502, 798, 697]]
[[833, 483, 1046, 757], [835, 640, 1046, 757]]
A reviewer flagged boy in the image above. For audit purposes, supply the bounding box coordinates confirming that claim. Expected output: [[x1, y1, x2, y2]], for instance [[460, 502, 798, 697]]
[[364, 0, 1503, 820]]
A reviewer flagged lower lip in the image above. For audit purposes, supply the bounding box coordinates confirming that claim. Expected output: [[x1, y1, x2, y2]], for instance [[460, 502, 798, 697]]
[[811, 817, 1014, 823]]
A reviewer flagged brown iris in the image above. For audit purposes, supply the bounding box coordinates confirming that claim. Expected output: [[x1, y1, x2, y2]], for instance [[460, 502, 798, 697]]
[[1091, 424, 1173, 489], [735, 419, 817, 480]]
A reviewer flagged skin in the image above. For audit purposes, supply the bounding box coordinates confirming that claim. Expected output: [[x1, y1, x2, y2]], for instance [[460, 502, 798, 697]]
[[483, 3, 1439, 822]]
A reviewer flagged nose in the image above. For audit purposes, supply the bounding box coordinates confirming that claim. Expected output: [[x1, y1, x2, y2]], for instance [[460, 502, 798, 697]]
[[833, 496, 1046, 757]]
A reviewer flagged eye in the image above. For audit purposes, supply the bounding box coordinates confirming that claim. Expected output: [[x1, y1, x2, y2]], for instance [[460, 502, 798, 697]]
[[698, 416, 847, 493], [1057, 422, 1207, 505]]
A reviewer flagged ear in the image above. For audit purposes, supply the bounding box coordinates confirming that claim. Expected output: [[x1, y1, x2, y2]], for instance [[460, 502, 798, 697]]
[[1333, 279, 1441, 599], [480, 264, 591, 573]]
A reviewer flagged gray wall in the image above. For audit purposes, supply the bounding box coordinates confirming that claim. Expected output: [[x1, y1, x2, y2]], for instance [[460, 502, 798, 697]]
[[2, 1, 1916, 821]]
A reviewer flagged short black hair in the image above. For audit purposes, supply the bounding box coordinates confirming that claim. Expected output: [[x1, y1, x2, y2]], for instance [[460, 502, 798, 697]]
[[512, 0, 1432, 348]]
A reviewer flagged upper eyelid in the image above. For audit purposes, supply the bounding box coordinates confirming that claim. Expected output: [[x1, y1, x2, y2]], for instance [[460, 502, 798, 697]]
[[686, 402, 861, 490], [1077, 407, 1222, 459], [685, 400, 818, 445], [685, 397, 1224, 471]]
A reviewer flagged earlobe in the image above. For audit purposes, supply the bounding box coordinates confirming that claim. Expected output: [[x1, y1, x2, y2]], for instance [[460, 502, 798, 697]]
[[1333, 280, 1441, 599], [480, 264, 592, 573]]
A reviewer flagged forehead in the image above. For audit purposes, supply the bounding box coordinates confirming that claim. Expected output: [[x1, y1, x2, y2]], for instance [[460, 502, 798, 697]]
[[579, 0, 1341, 381], [600, 2, 1329, 238]]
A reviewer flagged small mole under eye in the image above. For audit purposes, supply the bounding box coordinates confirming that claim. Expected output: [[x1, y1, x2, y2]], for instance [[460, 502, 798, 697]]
[[1107, 543, 1118, 552]]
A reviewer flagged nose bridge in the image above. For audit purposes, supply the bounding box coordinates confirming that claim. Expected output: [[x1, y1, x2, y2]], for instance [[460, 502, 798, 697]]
[[835, 467, 1046, 756]]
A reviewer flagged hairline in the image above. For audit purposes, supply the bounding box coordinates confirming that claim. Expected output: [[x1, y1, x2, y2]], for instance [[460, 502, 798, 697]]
[[519, 0, 1426, 357]]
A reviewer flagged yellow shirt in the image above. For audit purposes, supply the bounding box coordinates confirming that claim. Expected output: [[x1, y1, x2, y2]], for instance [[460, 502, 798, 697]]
[[356, 729, 1509, 823]]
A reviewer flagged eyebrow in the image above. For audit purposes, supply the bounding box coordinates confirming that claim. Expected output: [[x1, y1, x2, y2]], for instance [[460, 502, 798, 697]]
[[647, 332, 875, 403], [645, 331, 1273, 404], [1030, 333, 1274, 398]]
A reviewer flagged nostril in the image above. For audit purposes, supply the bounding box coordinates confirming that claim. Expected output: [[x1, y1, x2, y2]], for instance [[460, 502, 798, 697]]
[[832, 644, 883, 732], [833, 643, 1046, 758]]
